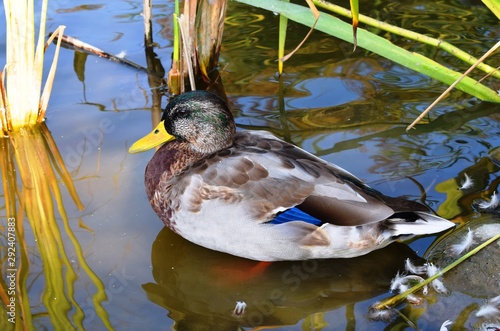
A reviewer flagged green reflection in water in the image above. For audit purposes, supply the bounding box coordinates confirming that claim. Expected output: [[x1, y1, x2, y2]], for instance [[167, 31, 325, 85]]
[[1, 0, 499, 329]]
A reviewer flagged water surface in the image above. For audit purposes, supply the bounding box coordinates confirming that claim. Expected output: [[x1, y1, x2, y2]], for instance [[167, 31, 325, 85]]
[[1, 0, 499, 330]]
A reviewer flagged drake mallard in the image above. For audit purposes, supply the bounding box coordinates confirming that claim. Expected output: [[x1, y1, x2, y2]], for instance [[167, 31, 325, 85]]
[[129, 90, 455, 261]]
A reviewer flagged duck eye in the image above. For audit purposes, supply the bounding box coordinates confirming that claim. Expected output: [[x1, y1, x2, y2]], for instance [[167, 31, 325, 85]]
[[176, 109, 188, 117]]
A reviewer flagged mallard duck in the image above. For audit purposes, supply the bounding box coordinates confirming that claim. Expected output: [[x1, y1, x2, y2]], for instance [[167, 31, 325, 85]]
[[129, 90, 455, 261]]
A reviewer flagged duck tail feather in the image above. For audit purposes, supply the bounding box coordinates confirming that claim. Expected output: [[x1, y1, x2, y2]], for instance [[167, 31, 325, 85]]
[[388, 212, 455, 236]]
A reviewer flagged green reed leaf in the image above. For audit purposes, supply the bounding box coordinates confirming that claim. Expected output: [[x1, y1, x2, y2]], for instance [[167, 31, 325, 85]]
[[236, 0, 500, 103]]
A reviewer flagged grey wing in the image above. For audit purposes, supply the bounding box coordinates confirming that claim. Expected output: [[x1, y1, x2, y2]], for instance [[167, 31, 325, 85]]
[[184, 148, 315, 222], [182, 131, 396, 225]]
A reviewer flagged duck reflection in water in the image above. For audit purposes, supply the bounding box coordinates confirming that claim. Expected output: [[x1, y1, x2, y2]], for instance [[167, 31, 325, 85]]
[[143, 227, 425, 330]]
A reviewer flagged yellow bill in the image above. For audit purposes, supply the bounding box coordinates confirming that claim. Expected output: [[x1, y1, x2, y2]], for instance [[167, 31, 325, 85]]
[[129, 121, 176, 153]]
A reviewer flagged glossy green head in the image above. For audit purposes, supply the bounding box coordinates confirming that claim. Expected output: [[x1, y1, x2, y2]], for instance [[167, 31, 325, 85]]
[[162, 91, 235, 154], [129, 91, 236, 154], [129, 91, 236, 155]]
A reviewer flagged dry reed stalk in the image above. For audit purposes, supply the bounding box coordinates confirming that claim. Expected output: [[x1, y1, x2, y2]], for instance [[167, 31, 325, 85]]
[[0, 0, 65, 134], [167, 0, 228, 94]]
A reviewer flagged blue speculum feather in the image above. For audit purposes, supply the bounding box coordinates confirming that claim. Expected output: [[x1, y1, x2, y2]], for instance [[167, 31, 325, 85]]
[[270, 207, 323, 226]]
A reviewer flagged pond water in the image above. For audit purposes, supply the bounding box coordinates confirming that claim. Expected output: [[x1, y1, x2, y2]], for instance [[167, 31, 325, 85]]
[[1, 0, 500, 330]]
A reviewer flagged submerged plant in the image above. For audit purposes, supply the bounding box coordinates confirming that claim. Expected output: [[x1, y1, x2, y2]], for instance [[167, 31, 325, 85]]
[[0, 0, 65, 134]]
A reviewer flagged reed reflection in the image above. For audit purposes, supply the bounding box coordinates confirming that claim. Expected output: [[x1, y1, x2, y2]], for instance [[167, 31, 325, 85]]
[[0, 124, 112, 330]]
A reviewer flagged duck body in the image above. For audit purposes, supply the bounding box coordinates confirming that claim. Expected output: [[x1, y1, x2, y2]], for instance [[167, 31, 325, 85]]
[[130, 91, 455, 261]]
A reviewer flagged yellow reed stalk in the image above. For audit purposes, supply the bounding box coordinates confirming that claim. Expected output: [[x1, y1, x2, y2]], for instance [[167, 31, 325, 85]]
[[278, 0, 289, 75], [0, 0, 65, 134]]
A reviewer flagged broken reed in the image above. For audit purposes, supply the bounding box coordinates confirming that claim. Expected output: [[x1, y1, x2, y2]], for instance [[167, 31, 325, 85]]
[[167, 0, 228, 94]]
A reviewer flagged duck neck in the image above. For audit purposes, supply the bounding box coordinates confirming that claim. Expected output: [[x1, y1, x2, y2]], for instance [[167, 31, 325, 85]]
[[144, 141, 205, 201]]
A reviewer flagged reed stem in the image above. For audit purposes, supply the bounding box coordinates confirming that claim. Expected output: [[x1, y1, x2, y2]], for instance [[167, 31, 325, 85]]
[[312, 0, 500, 80], [373, 232, 500, 310], [1, 0, 65, 134]]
